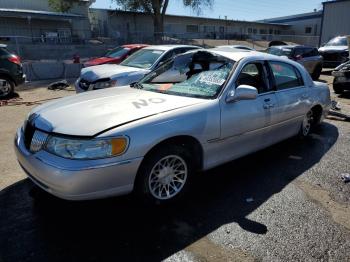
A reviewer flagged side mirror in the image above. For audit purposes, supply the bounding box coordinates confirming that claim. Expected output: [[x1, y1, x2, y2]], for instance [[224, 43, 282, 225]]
[[226, 85, 258, 103]]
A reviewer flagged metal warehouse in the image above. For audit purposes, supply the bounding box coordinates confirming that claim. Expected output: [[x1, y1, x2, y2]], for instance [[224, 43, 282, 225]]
[[320, 0, 350, 44]]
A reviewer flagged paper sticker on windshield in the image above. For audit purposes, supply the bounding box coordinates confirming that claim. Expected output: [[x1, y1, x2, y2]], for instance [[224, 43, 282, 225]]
[[197, 72, 226, 86], [152, 50, 163, 54]]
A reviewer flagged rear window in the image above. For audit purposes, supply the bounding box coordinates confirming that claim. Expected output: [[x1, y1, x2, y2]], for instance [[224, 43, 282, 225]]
[[267, 47, 293, 57]]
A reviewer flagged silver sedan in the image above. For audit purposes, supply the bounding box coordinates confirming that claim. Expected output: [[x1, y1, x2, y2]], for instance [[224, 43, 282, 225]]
[[15, 50, 331, 204]]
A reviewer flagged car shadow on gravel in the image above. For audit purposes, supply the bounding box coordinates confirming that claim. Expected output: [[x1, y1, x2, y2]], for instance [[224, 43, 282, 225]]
[[0, 123, 338, 262]]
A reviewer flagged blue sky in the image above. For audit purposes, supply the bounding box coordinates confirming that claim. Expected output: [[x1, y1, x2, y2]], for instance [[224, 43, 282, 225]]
[[91, 0, 324, 21]]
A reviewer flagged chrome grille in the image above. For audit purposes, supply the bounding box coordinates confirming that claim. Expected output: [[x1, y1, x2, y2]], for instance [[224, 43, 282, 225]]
[[29, 130, 48, 153]]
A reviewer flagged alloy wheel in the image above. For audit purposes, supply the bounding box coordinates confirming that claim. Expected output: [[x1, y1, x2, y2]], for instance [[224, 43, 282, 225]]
[[0, 79, 11, 97], [148, 155, 188, 200], [302, 110, 313, 136]]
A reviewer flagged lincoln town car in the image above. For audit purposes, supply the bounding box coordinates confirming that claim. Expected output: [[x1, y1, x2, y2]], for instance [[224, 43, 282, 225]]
[[15, 50, 331, 204]]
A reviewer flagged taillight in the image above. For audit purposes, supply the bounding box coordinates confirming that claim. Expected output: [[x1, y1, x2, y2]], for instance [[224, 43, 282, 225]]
[[8, 55, 21, 65]]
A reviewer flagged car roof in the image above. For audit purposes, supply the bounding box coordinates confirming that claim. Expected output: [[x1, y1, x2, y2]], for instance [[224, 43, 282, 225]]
[[270, 45, 315, 49], [143, 45, 201, 51], [122, 44, 149, 49], [217, 45, 254, 49], [208, 49, 287, 62]]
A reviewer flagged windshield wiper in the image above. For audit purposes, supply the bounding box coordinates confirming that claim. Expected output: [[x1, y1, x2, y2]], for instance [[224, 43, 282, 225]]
[[130, 82, 144, 89]]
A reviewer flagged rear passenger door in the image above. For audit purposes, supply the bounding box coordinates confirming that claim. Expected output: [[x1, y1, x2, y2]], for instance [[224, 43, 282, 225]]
[[300, 47, 318, 73], [268, 61, 309, 140]]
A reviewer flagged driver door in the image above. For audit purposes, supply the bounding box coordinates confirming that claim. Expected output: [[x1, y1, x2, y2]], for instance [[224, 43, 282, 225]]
[[218, 61, 278, 162]]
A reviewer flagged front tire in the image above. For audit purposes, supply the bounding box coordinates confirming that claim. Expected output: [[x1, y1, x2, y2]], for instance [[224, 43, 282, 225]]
[[135, 145, 193, 205], [0, 77, 15, 98]]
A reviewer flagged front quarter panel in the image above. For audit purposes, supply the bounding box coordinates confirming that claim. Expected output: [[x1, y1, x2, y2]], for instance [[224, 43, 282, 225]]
[[99, 99, 221, 168]]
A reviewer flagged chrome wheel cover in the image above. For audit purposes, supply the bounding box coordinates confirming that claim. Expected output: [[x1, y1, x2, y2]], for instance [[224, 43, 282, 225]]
[[302, 111, 313, 136], [0, 79, 11, 97], [148, 155, 188, 200]]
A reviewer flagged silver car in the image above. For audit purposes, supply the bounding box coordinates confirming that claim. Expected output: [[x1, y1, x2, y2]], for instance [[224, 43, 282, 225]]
[[75, 45, 201, 93], [267, 45, 323, 80], [15, 50, 331, 204]]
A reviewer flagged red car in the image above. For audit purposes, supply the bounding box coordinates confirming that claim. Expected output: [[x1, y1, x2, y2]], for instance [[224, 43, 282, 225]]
[[83, 44, 148, 67]]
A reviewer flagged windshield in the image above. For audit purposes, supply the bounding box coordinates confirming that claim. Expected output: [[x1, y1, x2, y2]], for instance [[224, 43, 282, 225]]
[[136, 51, 235, 99], [267, 47, 293, 57], [120, 49, 164, 69], [105, 47, 130, 58], [325, 37, 348, 46]]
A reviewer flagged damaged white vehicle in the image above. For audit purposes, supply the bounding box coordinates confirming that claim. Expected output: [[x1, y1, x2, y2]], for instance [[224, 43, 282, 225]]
[[75, 45, 200, 93], [15, 49, 331, 204]]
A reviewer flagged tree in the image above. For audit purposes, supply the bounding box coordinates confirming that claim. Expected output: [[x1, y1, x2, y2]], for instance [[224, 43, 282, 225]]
[[48, 0, 80, 12], [113, 0, 213, 40]]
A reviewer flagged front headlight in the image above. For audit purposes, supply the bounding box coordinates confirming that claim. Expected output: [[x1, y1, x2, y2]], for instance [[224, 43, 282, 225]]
[[93, 79, 117, 90], [45, 136, 128, 159]]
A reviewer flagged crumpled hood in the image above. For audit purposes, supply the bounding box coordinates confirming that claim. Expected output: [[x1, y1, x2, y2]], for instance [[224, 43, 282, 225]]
[[80, 64, 148, 82], [319, 46, 348, 52], [31, 87, 206, 136]]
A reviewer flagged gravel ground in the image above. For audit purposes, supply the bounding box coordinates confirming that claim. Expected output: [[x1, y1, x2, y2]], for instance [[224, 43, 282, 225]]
[[0, 73, 349, 262]]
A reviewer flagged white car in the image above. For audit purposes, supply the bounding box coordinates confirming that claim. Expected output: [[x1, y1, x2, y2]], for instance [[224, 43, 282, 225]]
[[75, 45, 201, 93], [16, 50, 331, 204]]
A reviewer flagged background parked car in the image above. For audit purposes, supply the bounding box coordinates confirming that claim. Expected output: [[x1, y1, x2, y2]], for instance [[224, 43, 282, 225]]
[[83, 44, 148, 67], [0, 44, 25, 98], [267, 45, 323, 80], [318, 36, 349, 68], [75, 45, 201, 93], [332, 60, 350, 94], [216, 45, 255, 51]]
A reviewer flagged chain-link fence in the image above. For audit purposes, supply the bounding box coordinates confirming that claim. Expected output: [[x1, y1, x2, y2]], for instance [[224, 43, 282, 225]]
[[0, 29, 320, 61]]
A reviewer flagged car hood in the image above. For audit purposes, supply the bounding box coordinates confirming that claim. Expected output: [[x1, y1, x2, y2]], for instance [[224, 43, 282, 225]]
[[84, 57, 120, 66], [31, 87, 206, 136], [80, 64, 148, 82], [319, 46, 348, 52]]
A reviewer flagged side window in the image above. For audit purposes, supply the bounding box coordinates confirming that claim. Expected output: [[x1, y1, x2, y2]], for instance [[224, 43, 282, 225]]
[[302, 48, 314, 58], [236, 62, 268, 94], [269, 61, 304, 90], [174, 48, 190, 55], [158, 50, 175, 65]]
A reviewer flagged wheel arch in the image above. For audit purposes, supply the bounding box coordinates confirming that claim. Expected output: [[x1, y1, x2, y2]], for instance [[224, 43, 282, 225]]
[[310, 104, 323, 124], [140, 135, 204, 172], [0, 72, 15, 85]]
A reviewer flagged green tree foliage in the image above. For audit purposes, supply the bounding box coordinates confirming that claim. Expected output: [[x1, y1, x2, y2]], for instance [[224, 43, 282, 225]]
[[48, 0, 80, 12]]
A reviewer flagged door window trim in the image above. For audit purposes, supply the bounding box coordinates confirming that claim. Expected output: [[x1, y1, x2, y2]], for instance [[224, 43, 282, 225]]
[[267, 60, 305, 92], [234, 60, 272, 95]]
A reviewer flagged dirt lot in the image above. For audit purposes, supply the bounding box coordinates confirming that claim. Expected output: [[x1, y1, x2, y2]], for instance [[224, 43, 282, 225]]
[[0, 73, 350, 261]]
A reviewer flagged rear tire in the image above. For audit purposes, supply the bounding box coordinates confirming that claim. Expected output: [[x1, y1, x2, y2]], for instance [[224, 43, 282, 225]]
[[311, 65, 322, 80], [0, 76, 14, 98], [333, 81, 344, 94], [134, 145, 193, 205], [299, 110, 314, 138]]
